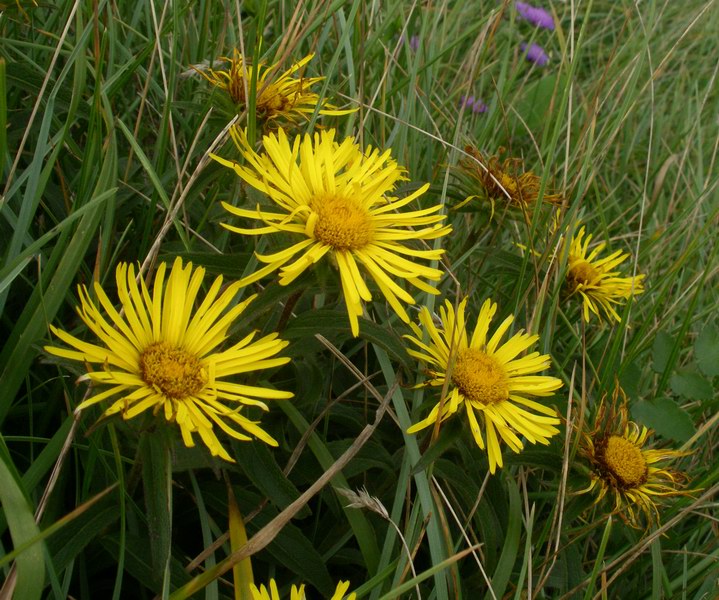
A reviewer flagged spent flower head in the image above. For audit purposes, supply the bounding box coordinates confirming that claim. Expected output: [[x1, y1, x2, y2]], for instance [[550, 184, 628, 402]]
[[406, 298, 562, 474], [578, 385, 694, 528], [456, 146, 561, 216], [45, 258, 292, 461], [212, 126, 451, 337]]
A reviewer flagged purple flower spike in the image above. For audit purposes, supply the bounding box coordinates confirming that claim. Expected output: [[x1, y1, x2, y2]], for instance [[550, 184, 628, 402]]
[[409, 35, 420, 52], [516, 1, 555, 30], [520, 42, 549, 66], [472, 99, 488, 114]]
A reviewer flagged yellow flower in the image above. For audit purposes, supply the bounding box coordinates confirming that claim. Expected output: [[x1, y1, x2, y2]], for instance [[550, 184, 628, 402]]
[[457, 146, 561, 214], [565, 225, 645, 323], [579, 385, 693, 528], [250, 579, 356, 600], [45, 258, 293, 462], [197, 51, 353, 125], [406, 298, 563, 474], [212, 126, 451, 337]]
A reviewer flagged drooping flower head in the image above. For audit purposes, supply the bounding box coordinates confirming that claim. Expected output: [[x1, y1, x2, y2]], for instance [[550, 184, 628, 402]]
[[456, 146, 561, 215], [406, 298, 563, 474], [565, 225, 645, 323], [45, 258, 293, 461], [520, 42, 550, 66], [516, 1, 555, 30], [250, 579, 356, 600], [212, 126, 451, 337], [196, 51, 353, 126], [578, 385, 693, 528]]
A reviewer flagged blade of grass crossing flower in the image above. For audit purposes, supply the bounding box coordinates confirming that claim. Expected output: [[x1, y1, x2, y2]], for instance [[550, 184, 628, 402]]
[[374, 346, 450, 600], [486, 478, 522, 600], [140, 428, 173, 598], [228, 483, 253, 600], [582, 517, 612, 600], [0, 437, 45, 600], [246, 0, 267, 146]]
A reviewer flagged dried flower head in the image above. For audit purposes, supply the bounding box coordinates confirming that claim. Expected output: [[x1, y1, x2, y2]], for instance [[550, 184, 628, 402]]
[[578, 385, 694, 528], [457, 146, 561, 215]]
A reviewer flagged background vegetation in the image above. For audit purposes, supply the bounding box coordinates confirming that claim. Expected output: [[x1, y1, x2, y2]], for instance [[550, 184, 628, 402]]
[[1, 0, 718, 598]]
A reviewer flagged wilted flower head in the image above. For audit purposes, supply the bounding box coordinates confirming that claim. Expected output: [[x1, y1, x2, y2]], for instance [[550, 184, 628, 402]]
[[456, 146, 561, 215], [520, 42, 550, 66], [459, 95, 488, 114], [196, 50, 353, 126], [578, 384, 694, 528], [516, 1, 555, 30]]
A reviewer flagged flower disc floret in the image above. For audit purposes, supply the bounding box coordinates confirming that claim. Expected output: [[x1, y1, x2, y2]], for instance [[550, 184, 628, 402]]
[[405, 297, 562, 473], [212, 126, 452, 337], [45, 258, 293, 462]]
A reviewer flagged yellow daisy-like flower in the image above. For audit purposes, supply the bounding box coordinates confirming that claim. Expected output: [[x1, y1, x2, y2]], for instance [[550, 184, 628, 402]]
[[579, 385, 693, 528], [250, 579, 356, 600], [197, 51, 353, 125], [456, 146, 562, 214], [45, 258, 293, 462], [212, 126, 452, 337], [406, 298, 563, 473], [565, 225, 645, 323]]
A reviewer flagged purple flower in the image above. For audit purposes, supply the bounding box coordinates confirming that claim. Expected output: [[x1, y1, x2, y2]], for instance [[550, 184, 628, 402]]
[[520, 42, 549, 66], [515, 1, 555, 30], [399, 33, 420, 52], [459, 95, 489, 114]]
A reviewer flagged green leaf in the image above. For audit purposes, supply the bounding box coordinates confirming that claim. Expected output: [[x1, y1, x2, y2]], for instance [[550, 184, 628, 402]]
[[695, 324, 719, 377], [670, 370, 713, 400], [652, 331, 674, 374], [631, 398, 696, 442], [0, 437, 45, 600]]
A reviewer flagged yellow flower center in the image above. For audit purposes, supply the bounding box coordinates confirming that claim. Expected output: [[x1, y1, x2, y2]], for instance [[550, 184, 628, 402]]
[[140, 341, 206, 399], [312, 195, 374, 250], [451, 348, 509, 406], [568, 259, 599, 287], [602, 434, 648, 488]]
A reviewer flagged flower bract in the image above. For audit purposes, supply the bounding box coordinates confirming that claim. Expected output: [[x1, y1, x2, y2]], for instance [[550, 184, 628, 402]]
[[405, 298, 562, 473], [45, 258, 293, 461], [578, 385, 693, 527], [565, 225, 644, 322], [213, 126, 451, 337]]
